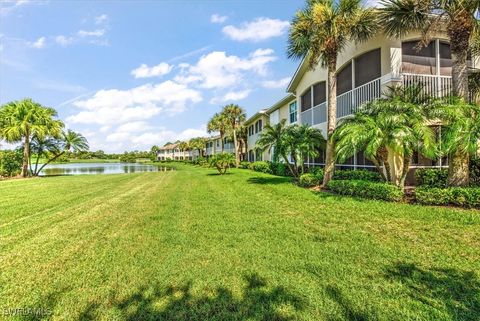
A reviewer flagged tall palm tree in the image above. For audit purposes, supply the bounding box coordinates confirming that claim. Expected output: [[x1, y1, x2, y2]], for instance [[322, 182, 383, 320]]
[[288, 0, 379, 187], [221, 104, 246, 167], [207, 113, 228, 152], [188, 137, 206, 158], [430, 98, 480, 186], [34, 130, 89, 175], [380, 0, 480, 100], [334, 85, 437, 188], [0, 99, 64, 177]]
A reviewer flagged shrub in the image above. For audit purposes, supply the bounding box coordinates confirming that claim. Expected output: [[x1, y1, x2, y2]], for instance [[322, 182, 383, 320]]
[[299, 173, 321, 187], [192, 156, 208, 166], [327, 180, 404, 202], [270, 162, 288, 176], [209, 153, 236, 175], [333, 169, 381, 182], [239, 161, 250, 169], [416, 187, 480, 208], [415, 168, 448, 188], [0, 149, 23, 177], [311, 168, 324, 182], [470, 158, 480, 186], [249, 161, 272, 174]]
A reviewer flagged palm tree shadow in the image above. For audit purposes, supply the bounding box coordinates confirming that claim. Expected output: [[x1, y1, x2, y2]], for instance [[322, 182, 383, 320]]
[[324, 285, 378, 321], [384, 262, 480, 321], [78, 273, 304, 321]]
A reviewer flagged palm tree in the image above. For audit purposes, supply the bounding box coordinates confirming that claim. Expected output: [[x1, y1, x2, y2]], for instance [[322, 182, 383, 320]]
[[288, 0, 379, 187], [334, 85, 437, 188], [430, 98, 480, 186], [0, 99, 64, 177], [33, 130, 89, 175], [380, 0, 480, 100], [221, 104, 246, 167], [256, 119, 296, 175], [188, 137, 206, 158], [178, 141, 190, 159], [283, 124, 325, 177], [207, 113, 228, 152], [30, 136, 61, 175]]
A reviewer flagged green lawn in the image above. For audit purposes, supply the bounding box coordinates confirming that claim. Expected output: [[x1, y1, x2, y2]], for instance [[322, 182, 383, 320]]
[[1, 164, 479, 321]]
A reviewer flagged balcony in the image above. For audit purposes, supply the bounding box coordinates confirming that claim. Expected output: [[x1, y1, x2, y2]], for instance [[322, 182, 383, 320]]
[[300, 73, 457, 127]]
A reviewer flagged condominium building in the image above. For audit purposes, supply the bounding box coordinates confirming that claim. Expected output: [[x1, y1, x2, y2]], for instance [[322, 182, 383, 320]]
[[245, 109, 270, 162]]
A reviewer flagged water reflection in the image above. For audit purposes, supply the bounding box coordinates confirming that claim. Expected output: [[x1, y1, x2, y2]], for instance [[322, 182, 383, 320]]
[[39, 163, 173, 176]]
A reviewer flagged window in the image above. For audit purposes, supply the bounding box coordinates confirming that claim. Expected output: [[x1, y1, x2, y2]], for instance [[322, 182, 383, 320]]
[[255, 149, 263, 161], [336, 62, 352, 95], [354, 48, 381, 86], [313, 82, 326, 106], [255, 121, 258, 133], [301, 88, 312, 111], [402, 40, 436, 75], [289, 101, 297, 123], [248, 150, 254, 162], [258, 119, 262, 132]]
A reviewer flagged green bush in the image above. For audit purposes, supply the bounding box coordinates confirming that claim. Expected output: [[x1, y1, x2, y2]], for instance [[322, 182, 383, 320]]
[[239, 161, 250, 169], [416, 187, 480, 208], [249, 161, 272, 174], [299, 173, 321, 187], [471, 158, 480, 186], [415, 168, 448, 188], [192, 156, 208, 166], [270, 162, 288, 176], [0, 149, 23, 177], [334, 169, 381, 182], [209, 153, 236, 175], [310, 168, 324, 182], [327, 180, 404, 202]]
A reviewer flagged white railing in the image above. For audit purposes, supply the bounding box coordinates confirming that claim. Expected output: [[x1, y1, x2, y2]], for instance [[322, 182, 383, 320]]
[[337, 77, 382, 118], [402, 73, 452, 99], [300, 109, 312, 126], [300, 102, 327, 126]]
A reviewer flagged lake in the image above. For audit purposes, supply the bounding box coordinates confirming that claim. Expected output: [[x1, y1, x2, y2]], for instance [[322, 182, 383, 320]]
[[38, 163, 173, 176]]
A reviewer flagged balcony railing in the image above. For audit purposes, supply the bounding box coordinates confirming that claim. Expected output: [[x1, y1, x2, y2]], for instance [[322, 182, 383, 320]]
[[299, 73, 462, 126]]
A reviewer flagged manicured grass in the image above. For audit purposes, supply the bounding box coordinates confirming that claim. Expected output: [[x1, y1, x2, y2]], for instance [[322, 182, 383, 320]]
[[1, 164, 479, 320]]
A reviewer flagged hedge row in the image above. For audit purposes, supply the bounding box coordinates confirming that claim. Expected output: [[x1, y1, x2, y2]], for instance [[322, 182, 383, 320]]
[[327, 180, 404, 202], [415, 187, 480, 208]]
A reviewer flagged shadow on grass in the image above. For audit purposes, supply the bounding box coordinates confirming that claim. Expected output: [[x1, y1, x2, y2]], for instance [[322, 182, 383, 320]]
[[206, 172, 233, 176], [325, 285, 378, 321], [385, 262, 480, 321], [78, 273, 304, 321], [247, 176, 292, 185]]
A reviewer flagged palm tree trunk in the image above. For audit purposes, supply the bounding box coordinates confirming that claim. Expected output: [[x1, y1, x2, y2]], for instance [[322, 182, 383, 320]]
[[281, 153, 295, 178], [370, 157, 387, 182], [220, 133, 225, 152], [233, 129, 239, 167], [322, 60, 337, 187], [448, 16, 472, 101], [399, 156, 411, 190], [21, 131, 30, 177], [447, 151, 469, 187], [35, 151, 65, 175], [387, 148, 404, 187]]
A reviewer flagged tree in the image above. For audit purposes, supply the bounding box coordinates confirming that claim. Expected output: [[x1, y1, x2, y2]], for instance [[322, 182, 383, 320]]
[[380, 0, 480, 100], [221, 104, 246, 167], [256, 120, 324, 180], [430, 98, 480, 186], [188, 137, 206, 158], [32, 130, 89, 175], [288, 0, 379, 187], [0, 149, 23, 177], [207, 113, 229, 152], [256, 119, 296, 175], [334, 85, 437, 188], [209, 153, 236, 175], [0, 99, 64, 177]]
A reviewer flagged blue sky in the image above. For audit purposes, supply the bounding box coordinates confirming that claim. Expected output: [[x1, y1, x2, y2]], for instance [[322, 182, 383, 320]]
[[0, 0, 305, 152]]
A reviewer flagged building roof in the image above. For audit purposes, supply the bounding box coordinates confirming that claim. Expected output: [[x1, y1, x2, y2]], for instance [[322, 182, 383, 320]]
[[244, 109, 269, 125], [265, 94, 296, 114], [159, 143, 179, 150], [286, 56, 309, 93]]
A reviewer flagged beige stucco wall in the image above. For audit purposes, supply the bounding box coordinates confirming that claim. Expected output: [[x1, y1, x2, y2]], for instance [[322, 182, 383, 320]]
[[246, 114, 270, 161]]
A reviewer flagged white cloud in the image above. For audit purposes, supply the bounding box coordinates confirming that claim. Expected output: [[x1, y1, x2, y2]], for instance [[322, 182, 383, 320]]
[[32, 79, 86, 93], [28, 36, 45, 49], [116, 121, 153, 133], [175, 48, 276, 89], [222, 17, 290, 42], [55, 35, 74, 46], [77, 29, 105, 37], [210, 89, 251, 104], [67, 80, 202, 126], [95, 14, 108, 25], [211, 14, 227, 24], [131, 62, 173, 78], [262, 77, 291, 89], [0, 0, 46, 16]]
